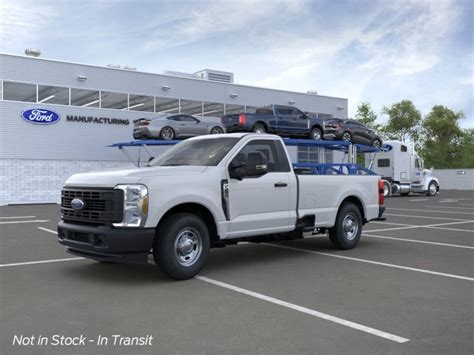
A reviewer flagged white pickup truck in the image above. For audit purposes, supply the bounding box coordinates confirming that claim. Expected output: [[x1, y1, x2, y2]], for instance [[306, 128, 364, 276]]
[[58, 133, 385, 280]]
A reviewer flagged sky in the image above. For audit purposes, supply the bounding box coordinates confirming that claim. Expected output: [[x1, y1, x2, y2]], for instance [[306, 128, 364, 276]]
[[1, 0, 472, 127]]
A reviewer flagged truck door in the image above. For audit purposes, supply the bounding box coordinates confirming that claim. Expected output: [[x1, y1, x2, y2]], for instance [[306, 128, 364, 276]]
[[274, 106, 293, 134], [226, 139, 293, 238], [413, 155, 423, 182]]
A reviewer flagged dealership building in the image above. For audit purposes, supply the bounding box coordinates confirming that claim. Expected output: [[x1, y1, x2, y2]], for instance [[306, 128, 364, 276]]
[[0, 52, 348, 205]]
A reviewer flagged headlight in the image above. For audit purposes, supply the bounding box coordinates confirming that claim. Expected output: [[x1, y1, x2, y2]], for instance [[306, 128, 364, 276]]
[[113, 184, 148, 228]]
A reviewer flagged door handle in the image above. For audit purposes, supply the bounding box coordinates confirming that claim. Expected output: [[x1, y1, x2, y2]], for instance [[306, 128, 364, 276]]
[[274, 182, 288, 187]]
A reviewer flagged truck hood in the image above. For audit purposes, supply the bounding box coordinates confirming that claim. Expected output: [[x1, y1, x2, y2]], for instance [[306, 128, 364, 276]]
[[65, 166, 207, 187]]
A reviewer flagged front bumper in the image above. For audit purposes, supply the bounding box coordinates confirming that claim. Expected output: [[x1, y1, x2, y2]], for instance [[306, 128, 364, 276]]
[[57, 221, 155, 263]]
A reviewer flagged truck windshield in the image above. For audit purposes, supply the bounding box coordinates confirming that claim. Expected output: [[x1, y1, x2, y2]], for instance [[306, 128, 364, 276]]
[[149, 138, 239, 167]]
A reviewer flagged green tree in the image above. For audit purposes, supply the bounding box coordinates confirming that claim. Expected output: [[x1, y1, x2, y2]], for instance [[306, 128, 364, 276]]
[[355, 102, 380, 131], [420, 105, 465, 168], [382, 100, 422, 142], [457, 128, 474, 168]]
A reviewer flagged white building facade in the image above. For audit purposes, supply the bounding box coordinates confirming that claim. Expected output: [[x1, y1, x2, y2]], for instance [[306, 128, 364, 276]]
[[0, 53, 348, 205]]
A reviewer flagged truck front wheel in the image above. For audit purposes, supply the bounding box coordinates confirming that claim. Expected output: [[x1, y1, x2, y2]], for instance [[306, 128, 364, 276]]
[[426, 181, 438, 196], [329, 203, 362, 250], [153, 213, 210, 280]]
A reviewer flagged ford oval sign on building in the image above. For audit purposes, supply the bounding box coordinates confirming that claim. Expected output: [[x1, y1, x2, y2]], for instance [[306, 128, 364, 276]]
[[21, 108, 61, 125]]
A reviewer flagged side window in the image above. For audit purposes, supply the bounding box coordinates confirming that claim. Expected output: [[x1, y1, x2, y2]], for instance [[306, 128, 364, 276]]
[[401, 145, 408, 152], [415, 159, 420, 168], [231, 140, 289, 173], [291, 107, 305, 117], [181, 115, 198, 122], [276, 106, 291, 115], [167, 115, 180, 121]]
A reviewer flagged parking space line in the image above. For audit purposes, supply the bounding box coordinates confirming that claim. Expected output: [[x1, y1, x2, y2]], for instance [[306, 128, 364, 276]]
[[196, 275, 410, 343], [385, 213, 472, 221], [0, 257, 84, 268], [387, 208, 474, 216], [365, 220, 474, 233], [362, 234, 474, 249], [460, 204, 474, 207], [262, 244, 474, 282], [409, 199, 428, 202], [370, 221, 412, 227], [0, 219, 50, 225], [0, 216, 36, 219], [424, 205, 474, 210], [38, 227, 57, 234]]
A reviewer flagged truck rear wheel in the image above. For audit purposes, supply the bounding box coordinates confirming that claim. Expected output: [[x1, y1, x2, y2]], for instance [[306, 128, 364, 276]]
[[153, 213, 210, 280], [252, 123, 266, 134], [329, 203, 362, 250]]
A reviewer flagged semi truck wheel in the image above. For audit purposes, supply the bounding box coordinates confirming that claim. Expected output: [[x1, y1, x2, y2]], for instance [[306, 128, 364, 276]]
[[153, 213, 210, 280], [329, 203, 362, 250], [383, 181, 391, 197], [426, 181, 438, 196]]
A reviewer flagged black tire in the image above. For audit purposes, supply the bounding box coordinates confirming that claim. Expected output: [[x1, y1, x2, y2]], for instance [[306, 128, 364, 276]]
[[252, 123, 266, 134], [342, 131, 352, 142], [400, 192, 410, 196], [153, 213, 210, 280], [160, 126, 175, 140], [426, 181, 438, 196], [372, 139, 382, 148], [310, 127, 322, 140], [210, 126, 224, 134], [329, 203, 362, 250]]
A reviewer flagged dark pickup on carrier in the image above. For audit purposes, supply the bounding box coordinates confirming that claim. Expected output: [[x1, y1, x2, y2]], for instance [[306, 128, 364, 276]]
[[221, 104, 325, 140]]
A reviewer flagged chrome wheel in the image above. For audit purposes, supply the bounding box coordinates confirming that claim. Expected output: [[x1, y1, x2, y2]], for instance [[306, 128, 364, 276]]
[[383, 183, 390, 197], [161, 127, 174, 140], [342, 132, 351, 142], [342, 214, 358, 240], [174, 228, 202, 266], [210, 127, 224, 134], [311, 128, 322, 140], [428, 182, 437, 196], [254, 127, 265, 134]]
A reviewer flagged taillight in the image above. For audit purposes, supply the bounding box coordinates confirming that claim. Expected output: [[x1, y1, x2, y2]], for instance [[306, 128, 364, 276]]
[[378, 180, 385, 205], [239, 113, 246, 126]]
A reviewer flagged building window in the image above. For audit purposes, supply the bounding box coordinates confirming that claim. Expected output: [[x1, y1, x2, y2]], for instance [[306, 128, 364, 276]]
[[298, 146, 319, 163], [180, 99, 202, 115], [71, 88, 100, 107], [38, 85, 69, 105], [156, 97, 179, 114], [225, 104, 244, 115], [129, 94, 154, 112], [202, 102, 224, 117], [101, 91, 128, 110], [3, 81, 37, 102]]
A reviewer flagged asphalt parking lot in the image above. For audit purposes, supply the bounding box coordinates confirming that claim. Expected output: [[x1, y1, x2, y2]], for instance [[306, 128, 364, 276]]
[[1, 190, 473, 355]]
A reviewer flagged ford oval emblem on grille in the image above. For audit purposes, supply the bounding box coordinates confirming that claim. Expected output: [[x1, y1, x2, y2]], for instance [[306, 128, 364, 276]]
[[71, 198, 85, 211]]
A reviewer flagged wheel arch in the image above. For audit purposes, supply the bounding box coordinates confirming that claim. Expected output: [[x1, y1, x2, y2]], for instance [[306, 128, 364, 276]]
[[157, 203, 219, 244], [338, 195, 366, 223], [252, 121, 268, 131]]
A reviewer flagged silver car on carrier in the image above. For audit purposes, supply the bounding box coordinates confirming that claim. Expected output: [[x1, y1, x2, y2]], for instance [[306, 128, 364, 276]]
[[133, 114, 225, 140]]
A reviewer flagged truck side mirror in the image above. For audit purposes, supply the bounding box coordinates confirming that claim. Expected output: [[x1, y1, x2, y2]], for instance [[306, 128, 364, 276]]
[[229, 161, 246, 180]]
